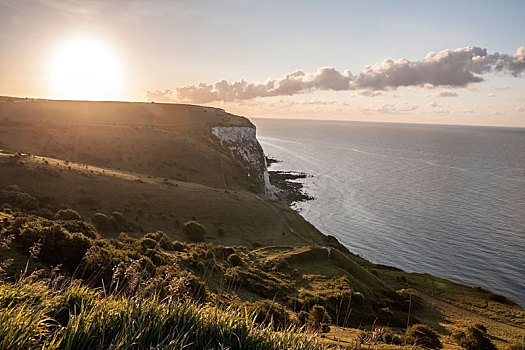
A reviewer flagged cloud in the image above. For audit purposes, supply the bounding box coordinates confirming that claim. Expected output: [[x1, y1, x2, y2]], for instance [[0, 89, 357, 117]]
[[172, 46, 525, 103], [434, 91, 458, 97], [487, 93, 496, 97], [359, 90, 383, 97], [361, 104, 419, 115], [176, 67, 353, 103], [145, 89, 175, 102]]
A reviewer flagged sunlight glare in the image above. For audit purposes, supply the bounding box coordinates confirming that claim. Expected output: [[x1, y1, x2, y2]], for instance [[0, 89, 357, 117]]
[[49, 38, 122, 101]]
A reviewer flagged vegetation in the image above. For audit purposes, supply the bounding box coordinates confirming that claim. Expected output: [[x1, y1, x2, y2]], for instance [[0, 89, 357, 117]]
[[452, 324, 497, 350], [55, 208, 82, 221], [406, 324, 442, 349], [0, 278, 324, 350], [182, 220, 206, 241], [307, 305, 332, 333]]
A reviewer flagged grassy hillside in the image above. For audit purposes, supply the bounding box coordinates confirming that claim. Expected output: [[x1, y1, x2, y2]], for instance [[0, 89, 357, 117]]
[[0, 96, 265, 192], [0, 98, 523, 349]]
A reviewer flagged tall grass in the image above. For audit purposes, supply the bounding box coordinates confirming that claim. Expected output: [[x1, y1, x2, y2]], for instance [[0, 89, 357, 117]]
[[0, 277, 326, 350]]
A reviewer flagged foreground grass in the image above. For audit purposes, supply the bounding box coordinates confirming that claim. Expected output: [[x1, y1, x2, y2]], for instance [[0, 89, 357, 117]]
[[0, 278, 325, 350]]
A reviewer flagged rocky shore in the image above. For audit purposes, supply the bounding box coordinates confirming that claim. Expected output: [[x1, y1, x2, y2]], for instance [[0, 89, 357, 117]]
[[266, 157, 314, 206]]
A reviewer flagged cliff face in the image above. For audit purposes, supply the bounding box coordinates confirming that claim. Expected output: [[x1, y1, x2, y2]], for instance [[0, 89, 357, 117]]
[[211, 125, 278, 197]]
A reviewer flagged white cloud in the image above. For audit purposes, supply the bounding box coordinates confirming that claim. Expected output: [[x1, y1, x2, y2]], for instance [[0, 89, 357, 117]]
[[172, 46, 525, 103], [145, 89, 175, 102]]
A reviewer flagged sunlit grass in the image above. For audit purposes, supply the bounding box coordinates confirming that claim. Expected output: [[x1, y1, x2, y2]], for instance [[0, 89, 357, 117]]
[[0, 277, 325, 349]]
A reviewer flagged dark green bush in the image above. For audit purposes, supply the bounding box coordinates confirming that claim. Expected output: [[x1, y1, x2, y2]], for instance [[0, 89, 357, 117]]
[[452, 325, 497, 350], [183, 220, 205, 241], [92, 212, 111, 232], [397, 288, 422, 311], [382, 330, 404, 345], [111, 211, 125, 225], [60, 220, 98, 239], [169, 271, 207, 302], [144, 231, 173, 250], [308, 305, 331, 333], [407, 324, 442, 349], [18, 223, 92, 270], [55, 208, 82, 221], [28, 208, 54, 219], [246, 299, 289, 330], [227, 253, 243, 266], [139, 237, 159, 250]]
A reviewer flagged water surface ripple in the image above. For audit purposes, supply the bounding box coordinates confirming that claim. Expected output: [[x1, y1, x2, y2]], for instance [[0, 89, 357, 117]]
[[254, 119, 525, 306]]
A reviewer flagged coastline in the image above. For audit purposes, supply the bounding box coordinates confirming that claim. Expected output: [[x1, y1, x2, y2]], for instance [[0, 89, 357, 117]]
[[266, 156, 314, 206]]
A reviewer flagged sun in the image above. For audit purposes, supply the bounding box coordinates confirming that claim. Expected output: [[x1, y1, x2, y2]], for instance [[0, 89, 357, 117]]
[[49, 38, 122, 101]]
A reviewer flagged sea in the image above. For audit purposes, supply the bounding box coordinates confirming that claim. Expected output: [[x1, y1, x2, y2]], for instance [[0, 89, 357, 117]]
[[253, 118, 525, 307]]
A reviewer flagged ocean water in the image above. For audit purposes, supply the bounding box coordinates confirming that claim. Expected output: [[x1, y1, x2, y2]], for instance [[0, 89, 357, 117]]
[[253, 118, 525, 306]]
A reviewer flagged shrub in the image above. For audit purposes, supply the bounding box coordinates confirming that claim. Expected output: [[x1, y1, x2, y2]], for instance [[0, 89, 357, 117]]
[[92, 212, 111, 232], [60, 220, 98, 239], [111, 211, 125, 225], [246, 299, 289, 330], [452, 325, 497, 350], [308, 305, 331, 333], [397, 288, 422, 311], [18, 224, 92, 270], [168, 271, 207, 302], [227, 253, 243, 266], [55, 208, 82, 221], [28, 208, 54, 220], [407, 324, 442, 349], [382, 330, 404, 345], [139, 237, 159, 250], [183, 221, 205, 241], [144, 231, 173, 250]]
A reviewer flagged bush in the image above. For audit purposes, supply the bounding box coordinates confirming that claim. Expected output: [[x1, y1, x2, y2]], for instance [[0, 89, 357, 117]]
[[18, 223, 92, 270], [308, 305, 331, 333], [246, 299, 289, 330], [92, 212, 111, 232], [55, 208, 82, 221], [61, 220, 99, 239], [397, 288, 422, 311], [111, 211, 125, 225], [168, 271, 207, 302], [407, 324, 442, 349], [144, 231, 173, 250], [28, 208, 54, 219], [183, 221, 206, 241], [227, 253, 243, 266], [139, 237, 159, 250], [452, 325, 497, 350]]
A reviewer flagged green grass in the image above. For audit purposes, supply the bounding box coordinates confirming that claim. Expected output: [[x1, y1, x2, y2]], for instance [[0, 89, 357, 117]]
[[0, 277, 325, 350]]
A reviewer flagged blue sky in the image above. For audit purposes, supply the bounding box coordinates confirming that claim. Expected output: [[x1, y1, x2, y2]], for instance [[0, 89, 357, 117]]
[[1, 0, 524, 125]]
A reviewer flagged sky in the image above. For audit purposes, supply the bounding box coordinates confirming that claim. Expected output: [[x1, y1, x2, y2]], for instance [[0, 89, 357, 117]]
[[1, 0, 524, 126]]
